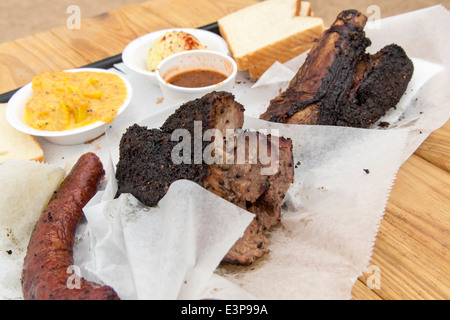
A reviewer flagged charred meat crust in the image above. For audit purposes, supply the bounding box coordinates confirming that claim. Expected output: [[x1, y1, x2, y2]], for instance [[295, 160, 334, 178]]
[[21, 152, 120, 300], [260, 9, 414, 128], [115, 125, 208, 207], [338, 44, 414, 127], [116, 91, 245, 207], [161, 91, 245, 135]]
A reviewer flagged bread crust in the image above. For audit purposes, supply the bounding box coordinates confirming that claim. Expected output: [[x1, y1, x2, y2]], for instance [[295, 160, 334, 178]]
[[218, 0, 324, 78], [0, 104, 45, 164]]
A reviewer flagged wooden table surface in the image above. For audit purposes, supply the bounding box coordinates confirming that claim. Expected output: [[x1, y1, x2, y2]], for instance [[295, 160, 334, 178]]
[[0, 0, 448, 300]]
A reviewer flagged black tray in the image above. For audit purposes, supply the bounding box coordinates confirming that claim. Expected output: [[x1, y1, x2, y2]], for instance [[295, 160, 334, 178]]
[[0, 22, 220, 103]]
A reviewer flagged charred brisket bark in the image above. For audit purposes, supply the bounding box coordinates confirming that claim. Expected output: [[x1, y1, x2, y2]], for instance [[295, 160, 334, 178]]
[[115, 125, 208, 207], [116, 92, 245, 207], [161, 90, 245, 135]]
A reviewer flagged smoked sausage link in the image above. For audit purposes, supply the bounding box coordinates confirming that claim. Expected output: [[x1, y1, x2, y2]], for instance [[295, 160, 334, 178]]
[[21, 152, 120, 300]]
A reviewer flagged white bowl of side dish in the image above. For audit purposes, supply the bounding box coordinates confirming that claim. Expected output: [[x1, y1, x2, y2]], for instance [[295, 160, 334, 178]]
[[155, 49, 238, 103], [5, 68, 133, 146], [122, 28, 231, 86]]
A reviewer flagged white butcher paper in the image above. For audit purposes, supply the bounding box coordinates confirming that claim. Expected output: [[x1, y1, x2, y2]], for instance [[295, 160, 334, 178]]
[[76, 180, 255, 300], [214, 119, 410, 299]]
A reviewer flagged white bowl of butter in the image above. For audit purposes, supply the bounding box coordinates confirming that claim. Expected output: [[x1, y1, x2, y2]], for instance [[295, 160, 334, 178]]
[[5, 68, 133, 145], [122, 28, 230, 86]]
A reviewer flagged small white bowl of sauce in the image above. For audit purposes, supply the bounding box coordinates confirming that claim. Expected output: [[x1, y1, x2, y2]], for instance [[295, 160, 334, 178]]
[[155, 50, 237, 103]]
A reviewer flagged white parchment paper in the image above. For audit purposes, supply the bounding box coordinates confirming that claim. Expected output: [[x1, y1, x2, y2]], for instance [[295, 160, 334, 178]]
[[76, 181, 255, 300], [1, 5, 449, 300]]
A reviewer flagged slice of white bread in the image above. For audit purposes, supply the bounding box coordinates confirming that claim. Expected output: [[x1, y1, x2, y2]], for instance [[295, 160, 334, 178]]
[[0, 103, 44, 164], [0, 160, 64, 248], [218, 0, 325, 78], [0, 160, 64, 299]]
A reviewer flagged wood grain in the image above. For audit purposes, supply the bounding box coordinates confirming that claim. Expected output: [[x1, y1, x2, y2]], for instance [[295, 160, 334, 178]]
[[351, 280, 382, 300], [355, 154, 450, 299], [415, 120, 450, 173], [0, 0, 259, 94]]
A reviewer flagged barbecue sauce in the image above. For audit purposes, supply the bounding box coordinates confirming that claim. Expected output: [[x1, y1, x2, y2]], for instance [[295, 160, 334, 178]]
[[167, 69, 227, 88]]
